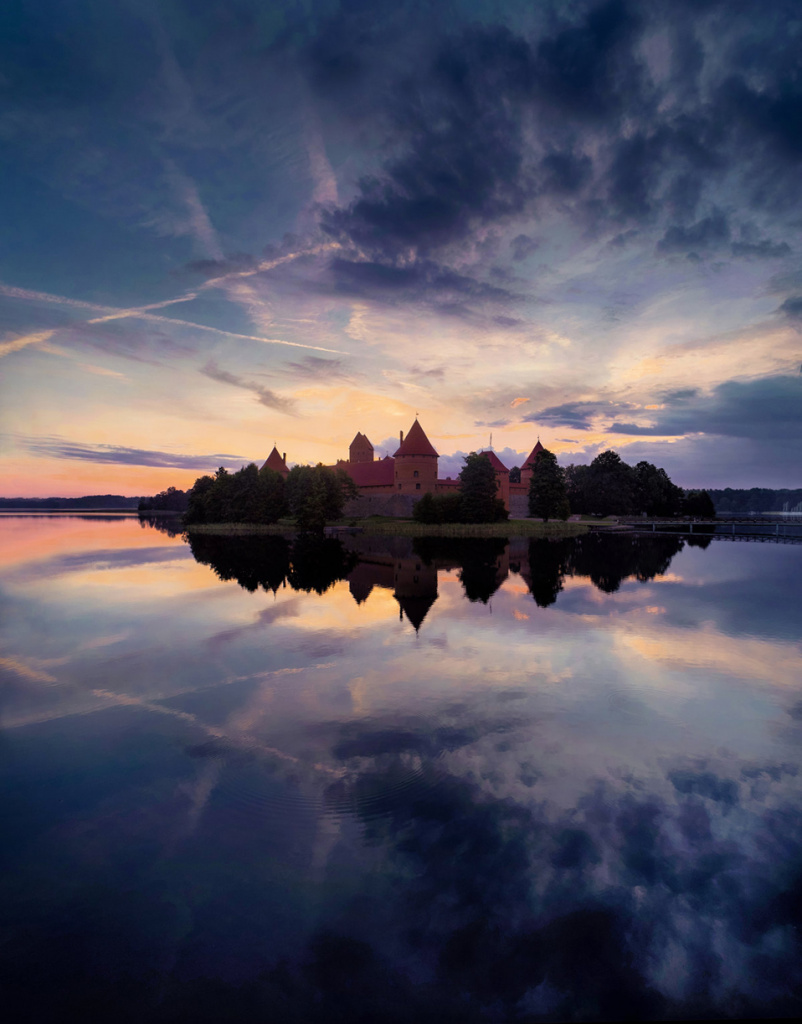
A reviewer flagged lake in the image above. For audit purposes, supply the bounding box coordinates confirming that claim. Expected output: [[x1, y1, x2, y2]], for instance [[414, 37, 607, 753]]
[[1, 515, 801, 1021]]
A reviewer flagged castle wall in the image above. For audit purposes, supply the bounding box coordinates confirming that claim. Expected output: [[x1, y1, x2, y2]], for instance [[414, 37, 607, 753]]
[[342, 493, 418, 519], [509, 492, 529, 518]]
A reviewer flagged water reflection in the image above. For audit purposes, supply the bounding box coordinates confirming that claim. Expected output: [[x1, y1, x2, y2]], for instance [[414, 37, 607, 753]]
[[183, 531, 689, 623], [1, 516, 802, 1021]]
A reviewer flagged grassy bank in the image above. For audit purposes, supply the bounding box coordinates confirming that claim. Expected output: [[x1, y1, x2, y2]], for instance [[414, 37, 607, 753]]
[[182, 521, 295, 535], [359, 519, 588, 537], [184, 518, 588, 538]]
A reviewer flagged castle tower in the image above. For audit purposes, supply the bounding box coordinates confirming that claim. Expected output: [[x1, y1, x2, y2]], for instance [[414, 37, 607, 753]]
[[394, 555, 438, 631], [262, 446, 289, 477], [349, 432, 374, 464], [393, 419, 438, 495], [520, 439, 544, 488]]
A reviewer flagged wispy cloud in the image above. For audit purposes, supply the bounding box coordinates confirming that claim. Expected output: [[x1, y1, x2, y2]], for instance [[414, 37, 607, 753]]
[[200, 360, 298, 415], [19, 436, 251, 470]]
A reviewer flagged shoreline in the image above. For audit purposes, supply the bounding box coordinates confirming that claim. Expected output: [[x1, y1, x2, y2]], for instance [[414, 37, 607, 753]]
[[182, 519, 590, 538]]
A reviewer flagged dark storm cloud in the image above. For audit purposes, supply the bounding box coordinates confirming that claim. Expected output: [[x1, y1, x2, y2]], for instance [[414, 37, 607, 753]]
[[657, 209, 730, 257], [327, 258, 516, 307], [779, 296, 802, 320], [200, 360, 297, 414], [20, 436, 250, 470], [610, 374, 802, 440], [302, 0, 802, 308], [731, 238, 791, 260], [524, 399, 631, 429]]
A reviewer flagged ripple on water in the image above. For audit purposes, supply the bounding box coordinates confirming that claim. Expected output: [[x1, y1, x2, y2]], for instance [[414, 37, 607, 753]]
[[185, 738, 449, 829]]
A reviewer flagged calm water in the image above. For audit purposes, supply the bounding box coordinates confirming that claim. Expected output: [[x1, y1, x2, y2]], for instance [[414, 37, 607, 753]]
[[1, 515, 801, 1021]]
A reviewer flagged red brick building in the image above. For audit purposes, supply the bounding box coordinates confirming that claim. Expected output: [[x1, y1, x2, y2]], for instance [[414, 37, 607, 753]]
[[270, 420, 546, 513]]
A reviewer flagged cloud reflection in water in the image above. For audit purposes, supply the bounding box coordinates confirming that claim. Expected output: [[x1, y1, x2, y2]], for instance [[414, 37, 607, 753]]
[[1, 516, 801, 1020]]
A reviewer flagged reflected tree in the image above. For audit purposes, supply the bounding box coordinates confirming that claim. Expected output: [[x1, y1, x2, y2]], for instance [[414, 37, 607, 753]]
[[287, 535, 358, 595], [526, 538, 570, 607], [567, 534, 684, 593], [188, 534, 291, 592]]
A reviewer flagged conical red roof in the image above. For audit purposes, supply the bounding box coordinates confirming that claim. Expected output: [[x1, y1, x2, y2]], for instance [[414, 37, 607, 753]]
[[262, 446, 288, 476], [478, 450, 509, 473], [522, 440, 545, 467], [394, 420, 438, 457]]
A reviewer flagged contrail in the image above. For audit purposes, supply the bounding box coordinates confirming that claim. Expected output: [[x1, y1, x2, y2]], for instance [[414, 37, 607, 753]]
[[0, 277, 348, 354]]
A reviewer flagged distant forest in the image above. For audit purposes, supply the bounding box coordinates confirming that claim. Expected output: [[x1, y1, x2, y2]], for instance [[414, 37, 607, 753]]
[[0, 495, 140, 509], [707, 489, 802, 513]]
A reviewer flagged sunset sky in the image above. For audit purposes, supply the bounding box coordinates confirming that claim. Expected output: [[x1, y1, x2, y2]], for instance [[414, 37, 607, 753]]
[[1, 0, 800, 497]]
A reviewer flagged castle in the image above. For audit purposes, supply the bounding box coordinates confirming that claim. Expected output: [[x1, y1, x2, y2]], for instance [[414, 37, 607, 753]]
[[262, 418, 544, 514]]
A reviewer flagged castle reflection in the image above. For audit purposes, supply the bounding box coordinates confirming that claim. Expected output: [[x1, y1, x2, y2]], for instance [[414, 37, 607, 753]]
[[187, 531, 687, 628]]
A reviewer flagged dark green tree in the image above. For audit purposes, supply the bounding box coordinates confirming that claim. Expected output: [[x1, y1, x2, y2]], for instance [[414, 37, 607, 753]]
[[634, 462, 683, 516], [682, 489, 716, 517], [564, 463, 591, 515], [184, 474, 216, 524], [458, 453, 508, 523], [183, 464, 286, 524], [528, 449, 570, 521], [138, 486, 189, 512], [509, 466, 521, 484], [412, 491, 463, 524], [285, 464, 358, 533], [412, 492, 437, 523], [586, 450, 637, 516]]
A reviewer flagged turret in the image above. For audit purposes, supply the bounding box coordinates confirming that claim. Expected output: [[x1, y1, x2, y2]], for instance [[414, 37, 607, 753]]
[[393, 419, 438, 494], [349, 432, 374, 464]]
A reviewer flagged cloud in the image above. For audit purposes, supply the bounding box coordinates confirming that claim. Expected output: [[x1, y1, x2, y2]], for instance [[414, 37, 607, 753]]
[[200, 360, 297, 414], [0, 279, 347, 355], [510, 397, 530, 408], [510, 234, 539, 261], [524, 400, 622, 430], [779, 296, 802, 320], [20, 436, 251, 470], [610, 374, 802, 440], [656, 209, 730, 258], [280, 356, 352, 382]]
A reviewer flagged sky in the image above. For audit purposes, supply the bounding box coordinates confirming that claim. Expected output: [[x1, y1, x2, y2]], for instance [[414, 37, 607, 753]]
[[1, 0, 801, 497]]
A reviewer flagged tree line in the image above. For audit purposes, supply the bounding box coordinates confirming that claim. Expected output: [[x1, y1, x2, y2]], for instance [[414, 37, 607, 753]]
[[175, 446, 714, 530], [560, 450, 715, 518], [707, 488, 802, 513], [183, 462, 358, 532]]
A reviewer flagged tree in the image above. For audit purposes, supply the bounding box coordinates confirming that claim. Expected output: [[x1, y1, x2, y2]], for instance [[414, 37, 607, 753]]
[[285, 464, 359, 533], [634, 462, 683, 517], [564, 463, 591, 515], [183, 464, 286, 524], [509, 466, 521, 484], [528, 448, 570, 521], [458, 453, 508, 523], [184, 474, 215, 524], [138, 486, 189, 512], [682, 489, 716, 517], [586, 450, 637, 516], [413, 492, 462, 524]]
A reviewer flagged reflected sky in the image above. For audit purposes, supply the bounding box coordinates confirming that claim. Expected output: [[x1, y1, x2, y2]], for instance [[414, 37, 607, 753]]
[[1, 517, 801, 1020]]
